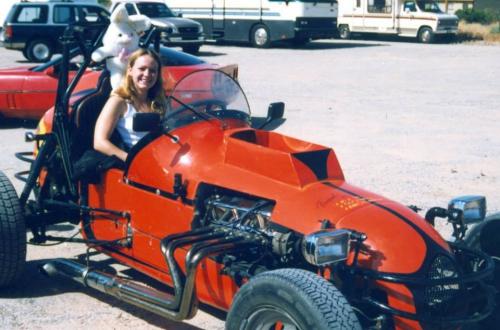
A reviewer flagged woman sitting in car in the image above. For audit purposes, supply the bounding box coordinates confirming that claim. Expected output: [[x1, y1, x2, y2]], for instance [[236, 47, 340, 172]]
[[94, 48, 167, 162]]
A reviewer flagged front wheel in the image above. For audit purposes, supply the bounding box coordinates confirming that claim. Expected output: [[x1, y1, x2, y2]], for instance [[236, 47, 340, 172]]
[[250, 24, 271, 48], [0, 171, 26, 288], [464, 213, 500, 329], [226, 268, 361, 330], [418, 27, 434, 44], [339, 25, 351, 40]]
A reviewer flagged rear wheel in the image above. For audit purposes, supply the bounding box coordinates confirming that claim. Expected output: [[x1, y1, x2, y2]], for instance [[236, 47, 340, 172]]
[[418, 27, 434, 44], [339, 25, 351, 40], [22, 47, 30, 61], [0, 171, 26, 288], [226, 268, 361, 330], [27, 39, 53, 62], [250, 24, 271, 48]]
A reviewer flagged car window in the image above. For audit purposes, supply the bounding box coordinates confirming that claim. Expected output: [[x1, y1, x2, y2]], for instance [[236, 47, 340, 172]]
[[79, 6, 110, 23], [54, 5, 77, 24], [136, 3, 175, 18], [14, 5, 48, 23], [125, 3, 138, 15]]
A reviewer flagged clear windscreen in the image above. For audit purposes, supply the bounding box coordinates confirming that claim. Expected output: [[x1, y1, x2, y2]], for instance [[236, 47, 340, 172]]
[[164, 69, 251, 130]]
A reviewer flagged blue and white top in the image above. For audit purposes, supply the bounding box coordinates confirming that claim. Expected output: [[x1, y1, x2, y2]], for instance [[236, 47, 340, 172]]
[[115, 102, 148, 148]]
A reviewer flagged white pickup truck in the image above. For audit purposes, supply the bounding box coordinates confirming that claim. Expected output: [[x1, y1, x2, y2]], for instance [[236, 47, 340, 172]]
[[338, 0, 459, 43]]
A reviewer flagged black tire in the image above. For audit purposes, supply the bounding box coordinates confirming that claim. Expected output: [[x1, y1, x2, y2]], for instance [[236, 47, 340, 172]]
[[182, 45, 201, 54], [226, 268, 361, 330], [418, 27, 434, 44], [27, 39, 53, 62], [250, 24, 271, 48], [464, 213, 500, 257], [22, 47, 30, 61], [0, 171, 26, 288], [464, 213, 500, 329], [339, 25, 351, 40]]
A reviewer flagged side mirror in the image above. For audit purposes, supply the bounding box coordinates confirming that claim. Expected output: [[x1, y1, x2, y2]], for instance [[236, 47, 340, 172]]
[[448, 195, 487, 224], [133, 112, 161, 132], [258, 102, 284, 129]]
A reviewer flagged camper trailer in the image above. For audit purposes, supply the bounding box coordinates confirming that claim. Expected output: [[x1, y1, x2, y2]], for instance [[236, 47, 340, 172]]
[[337, 0, 459, 43], [166, 0, 338, 48]]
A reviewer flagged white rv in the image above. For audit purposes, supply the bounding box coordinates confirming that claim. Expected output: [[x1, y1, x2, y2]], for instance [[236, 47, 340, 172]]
[[165, 0, 338, 48], [337, 0, 459, 43]]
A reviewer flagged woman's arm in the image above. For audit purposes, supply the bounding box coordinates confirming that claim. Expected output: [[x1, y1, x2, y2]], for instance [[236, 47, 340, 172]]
[[94, 95, 128, 162]]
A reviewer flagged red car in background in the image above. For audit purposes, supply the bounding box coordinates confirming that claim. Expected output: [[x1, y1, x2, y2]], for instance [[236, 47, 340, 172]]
[[0, 46, 236, 121]]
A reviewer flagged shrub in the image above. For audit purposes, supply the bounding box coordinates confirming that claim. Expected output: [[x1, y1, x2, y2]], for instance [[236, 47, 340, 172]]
[[455, 8, 500, 25]]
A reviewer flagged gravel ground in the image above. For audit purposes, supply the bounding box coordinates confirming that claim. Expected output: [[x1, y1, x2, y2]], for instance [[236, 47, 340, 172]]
[[0, 39, 499, 329]]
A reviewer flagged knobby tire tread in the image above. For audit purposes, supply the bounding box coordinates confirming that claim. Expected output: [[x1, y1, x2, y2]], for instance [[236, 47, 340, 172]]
[[264, 269, 360, 329], [0, 171, 26, 287], [227, 268, 360, 330]]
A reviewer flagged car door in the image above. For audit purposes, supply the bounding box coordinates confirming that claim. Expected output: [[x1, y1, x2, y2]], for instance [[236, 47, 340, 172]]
[[52, 5, 78, 39], [17, 69, 58, 119]]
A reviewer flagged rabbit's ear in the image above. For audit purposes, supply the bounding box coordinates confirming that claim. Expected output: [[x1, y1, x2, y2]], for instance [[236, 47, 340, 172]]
[[111, 3, 129, 24], [129, 15, 151, 34]]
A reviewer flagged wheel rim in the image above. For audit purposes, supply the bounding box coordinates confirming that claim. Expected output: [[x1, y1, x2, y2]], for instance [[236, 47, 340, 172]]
[[340, 27, 349, 39], [254, 28, 268, 46], [421, 30, 431, 43], [246, 306, 300, 330], [32, 43, 50, 61]]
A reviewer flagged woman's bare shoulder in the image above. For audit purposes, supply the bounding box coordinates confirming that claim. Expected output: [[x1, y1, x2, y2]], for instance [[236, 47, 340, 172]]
[[104, 94, 128, 114]]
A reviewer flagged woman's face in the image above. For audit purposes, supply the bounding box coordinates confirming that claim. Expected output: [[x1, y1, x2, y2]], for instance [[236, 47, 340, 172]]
[[128, 54, 159, 93]]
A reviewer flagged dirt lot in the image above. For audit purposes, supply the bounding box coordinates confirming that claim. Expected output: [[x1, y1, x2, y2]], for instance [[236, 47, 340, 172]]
[[0, 39, 499, 329]]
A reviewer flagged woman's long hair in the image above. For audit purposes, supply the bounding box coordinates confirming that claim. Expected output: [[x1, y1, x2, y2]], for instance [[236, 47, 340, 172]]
[[114, 48, 167, 115]]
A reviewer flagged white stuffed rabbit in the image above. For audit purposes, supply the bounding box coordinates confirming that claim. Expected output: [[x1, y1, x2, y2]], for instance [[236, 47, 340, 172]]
[[91, 3, 151, 89]]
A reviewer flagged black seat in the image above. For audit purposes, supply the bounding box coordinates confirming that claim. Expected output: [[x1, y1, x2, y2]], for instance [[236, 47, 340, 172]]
[[70, 70, 113, 160], [70, 70, 127, 182]]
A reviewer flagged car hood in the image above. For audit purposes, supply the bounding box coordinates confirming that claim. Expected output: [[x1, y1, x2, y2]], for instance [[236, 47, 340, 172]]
[[151, 17, 201, 29], [435, 13, 458, 20]]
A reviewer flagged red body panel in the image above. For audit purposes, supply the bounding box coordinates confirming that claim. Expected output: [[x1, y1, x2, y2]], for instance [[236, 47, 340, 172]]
[[84, 119, 450, 320], [0, 66, 81, 119]]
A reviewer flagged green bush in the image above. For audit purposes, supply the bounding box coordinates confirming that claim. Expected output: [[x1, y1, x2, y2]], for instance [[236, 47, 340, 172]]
[[98, 0, 112, 9], [455, 8, 500, 24]]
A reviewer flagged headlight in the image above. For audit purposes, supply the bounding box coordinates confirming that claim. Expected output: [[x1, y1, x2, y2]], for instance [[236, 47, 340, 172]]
[[302, 229, 351, 266], [198, 24, 204, 33]]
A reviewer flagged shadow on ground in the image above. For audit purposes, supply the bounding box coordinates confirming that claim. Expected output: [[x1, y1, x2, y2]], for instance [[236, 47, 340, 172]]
[[0, 254, 226, 329], [200, 39, 386, 54], [0, 117, 38, 129]]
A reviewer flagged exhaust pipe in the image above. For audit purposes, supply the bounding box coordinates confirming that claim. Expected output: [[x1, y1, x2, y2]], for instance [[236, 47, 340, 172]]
[[41, 229, 260, 322], [41, 258, 188, 321]]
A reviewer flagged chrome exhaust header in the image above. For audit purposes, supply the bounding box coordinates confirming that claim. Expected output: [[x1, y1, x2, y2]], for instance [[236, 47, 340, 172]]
[[41, 258, 187, 320], [41, 228, 260, 322]]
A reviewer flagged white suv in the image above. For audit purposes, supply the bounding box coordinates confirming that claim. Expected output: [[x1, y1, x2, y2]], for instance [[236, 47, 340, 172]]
[[111, 0, 204, 54]]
